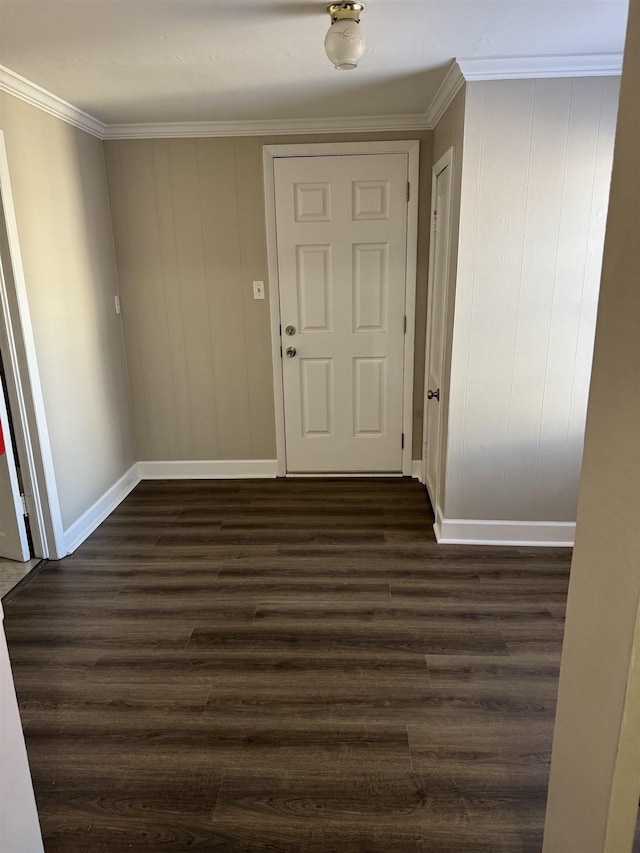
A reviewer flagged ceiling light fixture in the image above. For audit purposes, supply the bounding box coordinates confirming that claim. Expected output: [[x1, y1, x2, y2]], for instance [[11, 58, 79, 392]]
[[324, 3, 366, 71]]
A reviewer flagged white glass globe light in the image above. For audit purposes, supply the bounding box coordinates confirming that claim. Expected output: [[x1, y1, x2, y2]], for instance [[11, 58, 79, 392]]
[[324, 19, 366, 70]]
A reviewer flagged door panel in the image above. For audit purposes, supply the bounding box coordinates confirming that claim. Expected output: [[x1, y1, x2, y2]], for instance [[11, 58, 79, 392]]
[[353, 243, 388, 331], [275, 153, 408, 473], [354, 357, 386, 435], [297, 245, 332, 331], [424, 159, 453, 507], [300, 358, 334, 436], [0, 366, 29, 561]]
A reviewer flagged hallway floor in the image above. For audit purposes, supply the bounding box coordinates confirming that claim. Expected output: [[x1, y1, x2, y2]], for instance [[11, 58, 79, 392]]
[[3, 478, 571, 852]]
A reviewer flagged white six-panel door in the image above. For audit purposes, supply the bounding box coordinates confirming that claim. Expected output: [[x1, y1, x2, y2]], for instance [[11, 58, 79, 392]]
[[274, 153, 409, 473]]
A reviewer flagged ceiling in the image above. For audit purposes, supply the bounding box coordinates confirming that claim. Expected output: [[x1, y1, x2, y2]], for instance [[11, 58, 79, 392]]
[[0, 0, 629, 127]]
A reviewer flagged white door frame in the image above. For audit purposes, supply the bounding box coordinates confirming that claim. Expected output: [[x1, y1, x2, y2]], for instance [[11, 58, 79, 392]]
[[0, 131, 66, 559], [421, 146, 455, 515], [263, 140, 420, 477]]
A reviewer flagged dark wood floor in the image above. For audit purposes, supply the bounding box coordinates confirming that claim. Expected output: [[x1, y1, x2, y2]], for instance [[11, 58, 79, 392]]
[[3, 478, 572, 852]]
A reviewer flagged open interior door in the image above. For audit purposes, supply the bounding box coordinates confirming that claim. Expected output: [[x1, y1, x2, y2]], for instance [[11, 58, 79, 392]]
[[423, 151, 453, 515], [0, 377, 29, 561]]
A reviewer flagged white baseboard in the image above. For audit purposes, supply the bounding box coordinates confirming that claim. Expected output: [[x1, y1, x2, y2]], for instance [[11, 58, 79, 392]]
[[137, 459, 279, 479], [64, 463, 140, 554], [435, 509, 575, 547]]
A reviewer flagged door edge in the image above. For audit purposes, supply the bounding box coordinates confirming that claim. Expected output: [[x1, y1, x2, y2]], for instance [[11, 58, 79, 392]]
[[422, 145, 455, 509]]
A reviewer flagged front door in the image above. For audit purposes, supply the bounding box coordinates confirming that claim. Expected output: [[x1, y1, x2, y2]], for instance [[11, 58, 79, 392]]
[[274, 153, 409, 473]]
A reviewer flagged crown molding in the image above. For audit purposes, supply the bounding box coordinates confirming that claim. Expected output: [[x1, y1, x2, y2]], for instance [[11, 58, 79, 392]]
[[0, 64, 105, 138], [102, 113, 431, 140], [0, 52, 623, 141], [457, 53, 623, 81], [424, 61, 465, 127]]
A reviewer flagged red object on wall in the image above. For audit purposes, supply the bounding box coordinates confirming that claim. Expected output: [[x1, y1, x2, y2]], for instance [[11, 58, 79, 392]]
[[0, 421, 5, 455]]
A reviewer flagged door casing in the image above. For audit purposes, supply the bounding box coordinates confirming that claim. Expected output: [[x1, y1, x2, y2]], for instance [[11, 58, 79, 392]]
[[263, 140, 420, 477]]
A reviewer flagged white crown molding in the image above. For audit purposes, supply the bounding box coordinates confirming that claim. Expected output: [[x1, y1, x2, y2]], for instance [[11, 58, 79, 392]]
[[0, 52, 622, 141], [102, 113, 431, 140], [0, 64, 105, 138], [457, 53, 623, 81], [425, 61, 465, 127]]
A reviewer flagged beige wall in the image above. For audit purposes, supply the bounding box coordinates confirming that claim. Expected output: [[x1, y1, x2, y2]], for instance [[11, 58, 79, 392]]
[[0, 94, 135, 529], [544, 1, 640, 847], [443, 76, 619, 524], [105, 131, 433, 463]]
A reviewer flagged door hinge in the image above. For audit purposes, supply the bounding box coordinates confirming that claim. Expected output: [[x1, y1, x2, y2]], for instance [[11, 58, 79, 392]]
[[401, 433, 405, 450], [432, 209, 438, 232], [407, 182, 410, 203], [403, 315, 407, 334], [20, 494, 28, 516], [280, 345, 283, 358]]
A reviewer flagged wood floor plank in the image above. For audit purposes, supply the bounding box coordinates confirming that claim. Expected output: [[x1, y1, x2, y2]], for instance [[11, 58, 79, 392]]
[[41, 816, 309, 852], [219, 562, 484, 580], [2, 477, 572, 851], [407, 718, 554, 778], [212, 770, 462, 827], [25, 721, 414, 775], [87, 650, 431, 684], [309, 828, 424, 852], [187, 624, 509, 655]]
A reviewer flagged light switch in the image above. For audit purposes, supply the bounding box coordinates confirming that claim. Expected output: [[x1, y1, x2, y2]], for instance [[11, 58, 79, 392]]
[[253, 281, 265, 300]]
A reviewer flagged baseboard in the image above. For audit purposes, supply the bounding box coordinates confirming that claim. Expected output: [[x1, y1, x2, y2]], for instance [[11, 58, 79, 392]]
[[64, 463, 140, 554], [435, 511, 575, 547], [433, 504, 445, 542], [137, 459, 279, 479]]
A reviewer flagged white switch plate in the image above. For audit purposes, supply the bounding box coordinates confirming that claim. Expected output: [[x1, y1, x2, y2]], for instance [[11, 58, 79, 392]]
[[114, 294, 121, 315], [252, 280, 265, 300]]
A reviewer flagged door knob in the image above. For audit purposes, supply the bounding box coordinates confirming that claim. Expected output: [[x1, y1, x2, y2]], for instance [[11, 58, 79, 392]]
[[285, 325, 296, 336], [427, 388, 440, 401], [286, 347, 297, 358]]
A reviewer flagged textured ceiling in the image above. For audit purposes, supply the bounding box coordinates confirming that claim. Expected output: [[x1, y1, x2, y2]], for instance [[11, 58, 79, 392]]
[[0, 0, 629, 125]]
